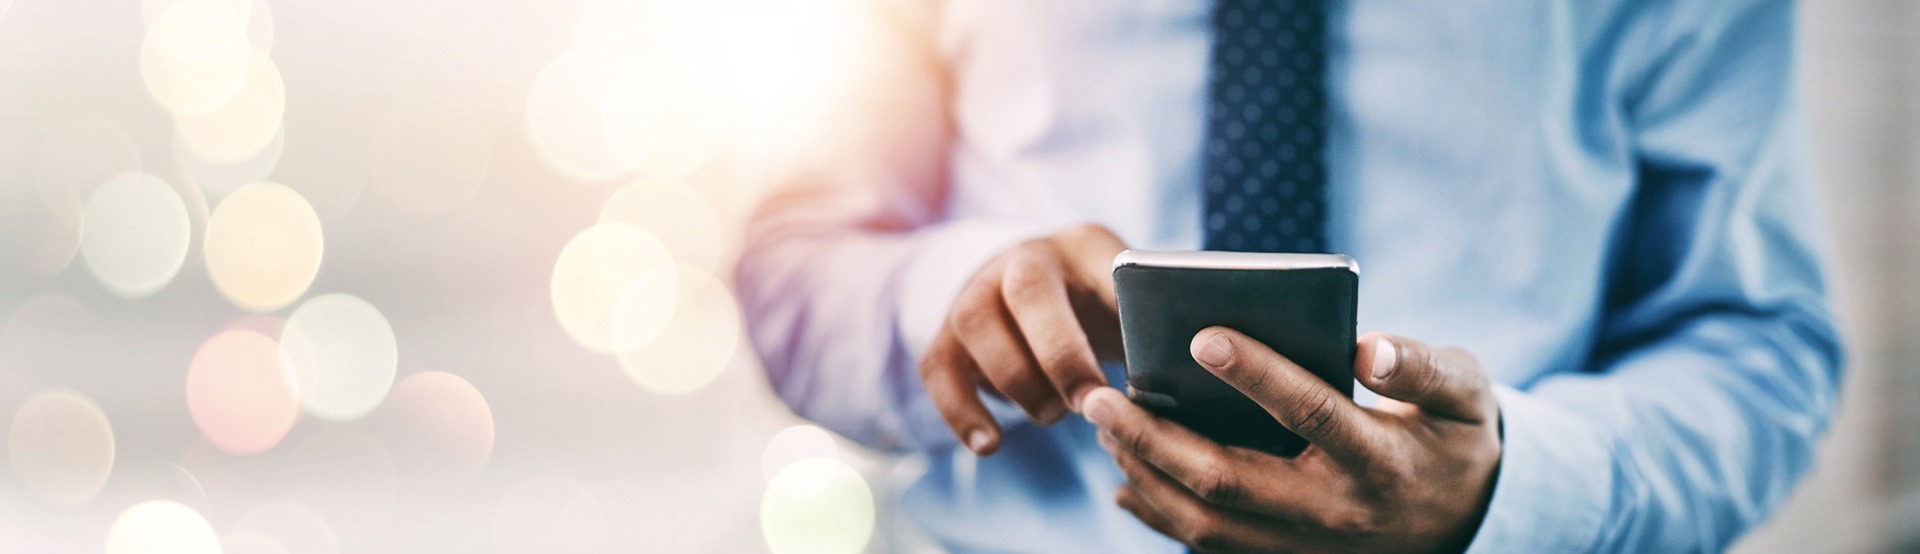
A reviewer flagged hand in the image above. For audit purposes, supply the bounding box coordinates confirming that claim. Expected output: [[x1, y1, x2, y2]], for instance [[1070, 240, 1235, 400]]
[[1083, 328, 1501, 553], [919, 224, 1127, 455]]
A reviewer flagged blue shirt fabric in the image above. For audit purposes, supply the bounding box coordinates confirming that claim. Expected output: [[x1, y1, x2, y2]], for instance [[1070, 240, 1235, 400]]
[[734, 0, 1844, 552]]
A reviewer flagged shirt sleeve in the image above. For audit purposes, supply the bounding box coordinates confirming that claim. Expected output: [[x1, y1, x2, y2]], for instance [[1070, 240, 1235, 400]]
[[732, 1, 1057, 454], [1466, 1, 1846, 551]]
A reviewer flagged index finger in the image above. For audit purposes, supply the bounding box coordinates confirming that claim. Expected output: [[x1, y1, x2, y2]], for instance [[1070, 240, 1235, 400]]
[[999, 250, 1105, 411], [1083, 388, 1330, 519], [1190, 327, 1373, 458]]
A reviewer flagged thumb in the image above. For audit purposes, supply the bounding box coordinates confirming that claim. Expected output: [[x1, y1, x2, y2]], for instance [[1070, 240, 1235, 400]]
[[1356, 332, 1496, 423]]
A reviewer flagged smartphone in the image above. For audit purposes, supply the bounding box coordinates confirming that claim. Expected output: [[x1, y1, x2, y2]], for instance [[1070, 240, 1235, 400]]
[[1112, 250, 1358, 456]]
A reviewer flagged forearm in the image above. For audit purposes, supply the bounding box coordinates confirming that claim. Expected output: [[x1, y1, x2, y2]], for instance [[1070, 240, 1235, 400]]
[[1469, 302, 1843, 552]]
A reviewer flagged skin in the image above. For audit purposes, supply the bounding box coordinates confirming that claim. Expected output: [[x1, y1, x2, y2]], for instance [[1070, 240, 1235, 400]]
[[918, 223, 1502, 552]]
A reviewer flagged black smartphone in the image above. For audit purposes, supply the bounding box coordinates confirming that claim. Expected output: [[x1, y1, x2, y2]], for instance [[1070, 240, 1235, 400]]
[[1112, 250, 1358, 456]]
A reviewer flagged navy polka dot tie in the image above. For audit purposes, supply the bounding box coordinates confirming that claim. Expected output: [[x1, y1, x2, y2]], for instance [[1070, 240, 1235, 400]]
[[1201, 0, 1329, 254]]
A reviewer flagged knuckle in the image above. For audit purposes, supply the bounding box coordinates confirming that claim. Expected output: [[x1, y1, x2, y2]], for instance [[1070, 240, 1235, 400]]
[[1315, 507, 1376, 535], [948, 295, 999, 334], [1191, 460, 1242, 505], [1288, 389, 1342, 439], [1034, 344, 1088, 376], [1182, 515, 1230, 551]]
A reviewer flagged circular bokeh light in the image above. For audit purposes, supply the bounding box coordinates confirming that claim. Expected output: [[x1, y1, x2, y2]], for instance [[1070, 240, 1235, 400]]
[[549, 223, 676, 354], [174, 49, 285, 164], [526, 48, 634, 181], [104, 500, 221, 554], [141, 0, 254, 114], [204, 182, 324, 311], [187, 328, 298, 454], [368, 104, 491, 216], [280, 294, 397, 422], [7, 389, 115, 506], [614, 265, 741, 395], [760, 457, 874, 554], [375, 371, 494, 479], [760, 424, 838, 482], [79, 172, 193, 298], [16, 117, 142, 279], [597, 178, 724, 271]]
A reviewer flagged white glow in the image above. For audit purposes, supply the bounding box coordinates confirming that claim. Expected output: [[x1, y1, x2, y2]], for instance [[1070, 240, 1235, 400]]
[[760, 458, 874, 554], [614, 265, 741, 395], [597, 178, 725, 272], [281, 294, 398, 422], [105, 501, 221, 554], [141, 0, 254, 114], [550, 223, 677, 353], [174, 49, 285, 164], [78, 172, 192, 298]]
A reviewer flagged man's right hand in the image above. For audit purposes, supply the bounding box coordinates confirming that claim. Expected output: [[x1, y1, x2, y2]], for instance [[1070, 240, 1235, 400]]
[[919, 224, 1127, 455]]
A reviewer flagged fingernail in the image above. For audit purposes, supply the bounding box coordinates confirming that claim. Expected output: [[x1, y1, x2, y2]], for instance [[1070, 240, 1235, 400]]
[[1084, 389, 1115, 427], [967, 429, 994, 453], [1096, 430, 1117, 452], [1194, 332, 1233, 369], [1069, 384, 1098, 413], [1371, 336, 1397, 380]]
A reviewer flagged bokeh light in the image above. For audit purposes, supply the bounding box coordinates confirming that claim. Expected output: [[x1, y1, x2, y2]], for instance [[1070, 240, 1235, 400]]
[[204, 182, 324, 311], [78, 172, 193, 298], [104, 500, 221, 554], [597, 178, 725, 272], [492, 475, 610, 553], [140, 0, 254, 114], [760, 424, 839, 483], [174, 49, 286, 165], [368, 103, 491, 216], [373, 371, 494, 479], [173, 123, 285, 196], [10, 117, 144, 279], [549, 223, 677, 354], [7, 388, 115, 506], [280, 294, 397, 422], [615, 265, 741, 395], [526, 48, 639, 181], [187, 328, 298, 454], [760, 457, 874, 554]]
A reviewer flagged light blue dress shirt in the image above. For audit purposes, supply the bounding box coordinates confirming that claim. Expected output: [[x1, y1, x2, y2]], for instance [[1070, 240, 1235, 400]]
[[734, 0, 1844, 552]]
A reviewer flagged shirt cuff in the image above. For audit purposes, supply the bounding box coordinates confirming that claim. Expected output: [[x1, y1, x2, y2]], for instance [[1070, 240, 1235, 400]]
[[1463, 385, 1614, 554]]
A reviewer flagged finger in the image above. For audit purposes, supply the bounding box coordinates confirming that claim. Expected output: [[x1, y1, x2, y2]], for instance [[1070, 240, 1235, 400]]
[[1107, 442, 1291, 553], [999, 249, 1105, 411], [1084, 388, 1322, 517], [950, 279, 1065, 424], [1190, 327, 1372, 456], [1355, 332, 1497, 424], [1115, 485, 1182, 545], [919, 327, 1001, 455]]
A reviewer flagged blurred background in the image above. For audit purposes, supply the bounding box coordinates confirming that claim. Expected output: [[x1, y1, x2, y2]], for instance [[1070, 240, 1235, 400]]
[[0, 0, 1911, 552]]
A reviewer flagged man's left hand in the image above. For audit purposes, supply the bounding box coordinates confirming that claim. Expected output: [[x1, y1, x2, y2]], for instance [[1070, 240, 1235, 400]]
[[1083, 327, 1502, 553]]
